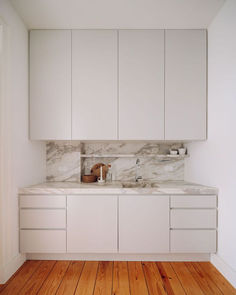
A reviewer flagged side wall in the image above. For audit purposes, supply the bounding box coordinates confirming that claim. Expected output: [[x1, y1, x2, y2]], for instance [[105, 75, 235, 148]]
[[0, 0, 45, 283], [185, 0, 236, 287]]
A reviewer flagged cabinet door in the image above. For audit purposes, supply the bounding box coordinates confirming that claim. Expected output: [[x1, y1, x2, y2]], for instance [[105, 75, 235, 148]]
[[67, 195, 117, 253], [165, 30, 207, 140], [30, 30, 71, 140], [119, 30, 164, 140], [119, 195, 169, 253], [72, 30, 117, 140]]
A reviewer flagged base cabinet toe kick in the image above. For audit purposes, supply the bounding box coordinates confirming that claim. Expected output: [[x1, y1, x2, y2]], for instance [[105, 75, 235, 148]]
[[19, 194, 217, 255]]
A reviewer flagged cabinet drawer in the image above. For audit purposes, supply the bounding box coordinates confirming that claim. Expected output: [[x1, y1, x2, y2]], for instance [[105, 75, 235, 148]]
[[170, 209, 217, 229], [20, 209, 66, 229], [19, 195, 66, 208], [171, 195, 217, 208], [171, 230, 216, 253], [20, 230, 66, 253]]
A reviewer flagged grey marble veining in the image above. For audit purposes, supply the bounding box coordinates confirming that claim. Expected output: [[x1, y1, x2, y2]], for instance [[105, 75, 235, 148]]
[[19, 181, 218, 195], [46, 142, 185, 182], [46, 141, 81, 182]]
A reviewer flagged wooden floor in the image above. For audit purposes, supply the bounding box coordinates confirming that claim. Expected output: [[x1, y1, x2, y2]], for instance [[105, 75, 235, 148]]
[[0, 261, 235, 295]]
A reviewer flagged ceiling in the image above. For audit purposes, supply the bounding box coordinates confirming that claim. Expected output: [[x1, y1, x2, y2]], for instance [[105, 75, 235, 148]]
[[10, 0, 225, 29]]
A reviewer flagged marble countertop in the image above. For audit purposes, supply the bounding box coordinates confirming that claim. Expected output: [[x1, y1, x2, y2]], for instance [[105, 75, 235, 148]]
[[19, 181, 218, 195]]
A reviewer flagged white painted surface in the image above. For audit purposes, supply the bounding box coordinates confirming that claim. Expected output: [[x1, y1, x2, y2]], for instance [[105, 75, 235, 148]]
[[30, 30, 71, 140], [185, 0, 236, 284], [211, 254, 236, 288], [72, 30, 117, 140], [170, 209, 217, 229], [20, 209, 66, 229], [0, 0, 45, 284], [171, 230, 216, 253], [20, 195, 66, 208], [170, 195, 217, 208], [119, 195, 169, 253], [165, 30, 206, 140], [67, 195, 117, 253], [10, 0, 225, 29], [119, 30, 164, 140], [26, 253, 210, 262], [20, 230, 66, 253]]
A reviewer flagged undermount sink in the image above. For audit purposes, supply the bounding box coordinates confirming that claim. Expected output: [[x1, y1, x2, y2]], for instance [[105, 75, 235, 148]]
[[122, 182, 159, 188]]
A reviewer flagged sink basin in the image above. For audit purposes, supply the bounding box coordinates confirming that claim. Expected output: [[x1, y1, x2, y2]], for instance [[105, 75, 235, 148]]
[[122, 182, 159, 188]]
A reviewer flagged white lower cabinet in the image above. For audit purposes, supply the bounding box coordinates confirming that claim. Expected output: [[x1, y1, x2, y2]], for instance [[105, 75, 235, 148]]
[[20, 230, 66, 253], [67, 195, 117, 253], [119, 195, 169, 253], [171, 230, 216, 253], [170, 195, 217, 253], [170, 209, 217, 229], [20, 209, 66, 229], [19, 195, 67, 253], [19, 194, 217, 255]]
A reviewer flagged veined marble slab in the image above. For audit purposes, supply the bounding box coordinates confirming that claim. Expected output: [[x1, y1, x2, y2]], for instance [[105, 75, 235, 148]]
[[46, 142, 186, 182], [19, 181, 218, 195]]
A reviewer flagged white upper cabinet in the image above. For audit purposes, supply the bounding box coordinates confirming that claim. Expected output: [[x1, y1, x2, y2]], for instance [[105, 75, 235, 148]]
[[119, 30, 165, 140], [29, 29, 207, 141], [72, 30, 118, 140], [165, 30, 207, 140], [30, 30, 71, 140]]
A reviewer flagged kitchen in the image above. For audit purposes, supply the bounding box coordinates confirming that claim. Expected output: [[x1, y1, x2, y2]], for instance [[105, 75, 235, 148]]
[[0, 0, 236, 294]]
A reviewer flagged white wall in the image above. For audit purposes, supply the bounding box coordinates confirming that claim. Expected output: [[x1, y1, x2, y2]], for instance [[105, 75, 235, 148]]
[[0, 0, 45, 283], [185, 0, 236, 287]]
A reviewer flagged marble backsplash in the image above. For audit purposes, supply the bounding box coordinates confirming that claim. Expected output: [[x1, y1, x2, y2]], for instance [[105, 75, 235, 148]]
[[46, 142, 185, 182]]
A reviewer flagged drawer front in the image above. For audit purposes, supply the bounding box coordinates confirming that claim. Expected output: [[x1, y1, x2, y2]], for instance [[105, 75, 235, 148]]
[[171, 195, 217, 208], [171, 209, 217, 229], [20, 209, 66, 229], [20, 230, 66, 253], [171, 230, 216, 253], [20, 195, 66, 208]]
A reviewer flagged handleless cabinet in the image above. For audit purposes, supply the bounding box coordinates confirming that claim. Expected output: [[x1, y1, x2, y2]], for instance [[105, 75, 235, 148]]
[[119, 30, 165, 140], [19, 194, 66, 253], [165, 30, 207, 140], [72, 30, 118, 140], [29, 29, 207, 141], [67, 195, 117, 253], [30, 30, 72, 140], [119, 195, 169, 253]]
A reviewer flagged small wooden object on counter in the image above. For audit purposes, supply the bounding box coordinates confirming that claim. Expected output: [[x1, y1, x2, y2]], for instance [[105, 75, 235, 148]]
[[91, 163, 108, 179], [81, 175, 97, 183]]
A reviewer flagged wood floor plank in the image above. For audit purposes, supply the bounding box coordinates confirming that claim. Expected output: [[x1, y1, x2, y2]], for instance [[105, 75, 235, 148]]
[[128, 261, 149, 295], [1, 260, 235, 295], [171, 262, 204, 295], [56, 261, 84, 295], [0, 260, 41, 295], [156, 262, 185, 295], [93, 261, 113, 295], [18, 260, 56, 295], [37, 261, 70, 295], [112, 261, 130, 295], [185, 262, 223, 295], [74, 261, 99, 295], [198, 262, 236, 295], [142, 262, 167, 295]]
